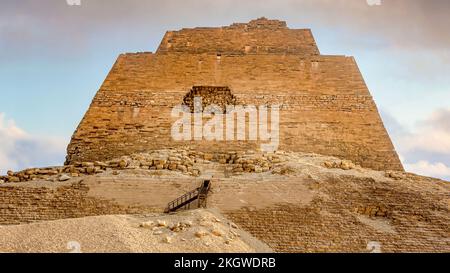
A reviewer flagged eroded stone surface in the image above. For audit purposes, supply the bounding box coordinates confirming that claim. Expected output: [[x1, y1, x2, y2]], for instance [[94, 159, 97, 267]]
[[65, 18, 403, 171], [0, 152, 448, 252]]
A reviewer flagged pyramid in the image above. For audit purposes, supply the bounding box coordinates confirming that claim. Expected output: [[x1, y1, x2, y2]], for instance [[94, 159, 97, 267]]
[[66, 18, 403, 171]]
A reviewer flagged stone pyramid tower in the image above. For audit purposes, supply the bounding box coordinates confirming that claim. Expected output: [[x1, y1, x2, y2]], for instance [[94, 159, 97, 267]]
[[66, 18, 403, 171]]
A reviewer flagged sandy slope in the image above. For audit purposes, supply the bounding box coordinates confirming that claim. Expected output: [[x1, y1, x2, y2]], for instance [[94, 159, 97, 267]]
[[0, 209, 272, 253]]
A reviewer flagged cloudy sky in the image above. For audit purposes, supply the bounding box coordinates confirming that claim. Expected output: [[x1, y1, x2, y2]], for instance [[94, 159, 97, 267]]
[[0, 0, 449, 180]]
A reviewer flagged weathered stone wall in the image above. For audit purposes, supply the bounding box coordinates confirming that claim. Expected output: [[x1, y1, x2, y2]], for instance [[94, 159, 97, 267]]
[[0, 181, 156, 225], [0, 172, 311, 226], [66, 18, 403, 171], [157, 18, 319, 56], [1, 173, 448, 252], [225, 176, 450, 253]]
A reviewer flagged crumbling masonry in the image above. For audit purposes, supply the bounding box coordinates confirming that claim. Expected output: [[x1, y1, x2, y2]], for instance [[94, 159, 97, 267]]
[[66, 18, 403, 171]]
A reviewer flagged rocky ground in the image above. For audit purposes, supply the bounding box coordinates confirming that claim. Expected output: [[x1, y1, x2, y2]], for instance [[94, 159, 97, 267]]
[[0, 147, 429, 185], [0, 209, 272, 253], [0, 148, 286, 184], [0, 150, 448, 252]]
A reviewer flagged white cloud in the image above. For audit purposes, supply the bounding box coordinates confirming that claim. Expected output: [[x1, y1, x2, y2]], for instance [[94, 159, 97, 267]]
[[0, 113, 67, 175], [401, 130, 450, 155], [404, 161, 450, 181], [1, 0, 450, 59], [383, 108, 450, 181], [398, 108, 450, 155]]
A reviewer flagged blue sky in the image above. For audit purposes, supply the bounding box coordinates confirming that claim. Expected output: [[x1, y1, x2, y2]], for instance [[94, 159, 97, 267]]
[[1, 0, 449, 180]]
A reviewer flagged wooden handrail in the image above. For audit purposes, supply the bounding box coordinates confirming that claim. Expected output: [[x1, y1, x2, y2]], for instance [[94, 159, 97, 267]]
[[164, 180, 212, 213]]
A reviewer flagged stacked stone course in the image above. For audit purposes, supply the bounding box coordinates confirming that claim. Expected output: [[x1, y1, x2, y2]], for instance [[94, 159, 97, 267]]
[[1, 149, 288, 183], [0, 181, 152, 225], [5, 18, 441, 253], [225, 175, 450, 252], [65, 18, 403, 171], [1, 169, 448, 252]]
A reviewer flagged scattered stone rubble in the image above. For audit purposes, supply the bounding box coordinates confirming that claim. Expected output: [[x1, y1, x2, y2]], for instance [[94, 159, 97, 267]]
[[137, 212, 242, 246], [3, 148, 403, 185], [385, 170, 406, 180], [323, 159, 357, 170], [354, 205, 390, 218], [1, 148, 288, 184], [0, 209, 272, 253]]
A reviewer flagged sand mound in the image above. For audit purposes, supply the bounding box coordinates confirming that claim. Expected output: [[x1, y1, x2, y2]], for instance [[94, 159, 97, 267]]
[[0, 209, 272, 253]]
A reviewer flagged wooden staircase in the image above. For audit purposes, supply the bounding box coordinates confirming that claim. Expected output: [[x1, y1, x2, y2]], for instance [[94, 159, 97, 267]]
[[164, 180, 211, 213]]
